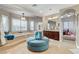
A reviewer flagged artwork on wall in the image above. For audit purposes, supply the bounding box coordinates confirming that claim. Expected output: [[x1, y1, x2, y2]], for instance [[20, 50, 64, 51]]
[[37, 22, 43, 31]]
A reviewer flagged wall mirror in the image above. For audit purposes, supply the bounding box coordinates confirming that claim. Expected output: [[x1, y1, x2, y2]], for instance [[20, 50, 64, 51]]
[[48, 20, 56, 30]]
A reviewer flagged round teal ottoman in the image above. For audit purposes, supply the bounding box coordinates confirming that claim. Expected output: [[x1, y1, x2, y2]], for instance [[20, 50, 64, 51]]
[[27, 38, 49, 51]]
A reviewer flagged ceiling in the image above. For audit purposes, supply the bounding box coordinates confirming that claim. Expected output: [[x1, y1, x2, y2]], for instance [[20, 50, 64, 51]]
[[0, 4, 76, 16]]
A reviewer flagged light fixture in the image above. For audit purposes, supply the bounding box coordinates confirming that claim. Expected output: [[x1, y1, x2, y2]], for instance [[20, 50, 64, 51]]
[[52, 16, 58, 19], [21, 13, 25, 20], [61, 12, 74, 18], [60, 16, 64, 18], [48, 18, 52, 20], [48, 16, 58, 20]]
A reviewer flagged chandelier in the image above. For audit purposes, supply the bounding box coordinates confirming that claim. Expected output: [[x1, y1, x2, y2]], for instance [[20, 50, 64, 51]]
[[21, 13, 25, 20]]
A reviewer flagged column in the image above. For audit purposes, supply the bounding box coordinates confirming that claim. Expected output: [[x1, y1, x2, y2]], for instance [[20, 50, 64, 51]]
[[59, 18, 63, 42], [42, 16, 48, 31], [9, 13, 12, 32], [76, 14, 79, 48], [0, 15, 7, 45]]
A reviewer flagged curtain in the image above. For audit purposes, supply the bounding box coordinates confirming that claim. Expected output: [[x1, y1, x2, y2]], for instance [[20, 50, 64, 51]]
[[63, 21, 75, 35], [2, 15, 9, 32]]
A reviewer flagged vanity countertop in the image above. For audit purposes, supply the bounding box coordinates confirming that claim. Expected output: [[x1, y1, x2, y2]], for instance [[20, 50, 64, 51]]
[[43, 30, 59, 32], [43, 31, 59, 41]]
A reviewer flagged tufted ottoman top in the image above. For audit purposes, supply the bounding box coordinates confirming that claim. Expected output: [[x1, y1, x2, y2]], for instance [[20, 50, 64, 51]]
[[28, 40, 47, 47]]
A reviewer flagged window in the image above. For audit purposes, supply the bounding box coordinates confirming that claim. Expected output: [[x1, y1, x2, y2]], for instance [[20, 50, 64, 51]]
[[12, 18, 27, 32], [2, 15, 9, 32], [30, 21, 34, 30], [63, 22, 69, 30], [21, 20, 27, 31], [63, 21, 74, 32], [12, 19, 20, 32]]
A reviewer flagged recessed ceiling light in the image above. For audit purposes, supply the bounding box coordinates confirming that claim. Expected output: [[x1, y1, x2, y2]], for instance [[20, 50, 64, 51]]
[[39, 11, 42, 13], [49, 8, 52, 10], [32, 4, 37, 7]]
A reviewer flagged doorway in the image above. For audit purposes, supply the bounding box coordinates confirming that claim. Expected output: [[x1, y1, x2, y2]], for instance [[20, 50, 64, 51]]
[[60, 9, 76, 49]]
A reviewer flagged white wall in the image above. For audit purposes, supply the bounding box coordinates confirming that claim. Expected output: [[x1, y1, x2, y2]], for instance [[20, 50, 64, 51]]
[[42, 16, 48, 30], [0, 9, 42, 32]]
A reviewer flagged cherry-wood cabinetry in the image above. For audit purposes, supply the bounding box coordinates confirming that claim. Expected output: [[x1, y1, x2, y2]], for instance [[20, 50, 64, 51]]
[[43, 31, 59, 41]]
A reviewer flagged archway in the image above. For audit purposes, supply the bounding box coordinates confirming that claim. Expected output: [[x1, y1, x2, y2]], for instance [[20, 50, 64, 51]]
[[60, 9, 76, 48]]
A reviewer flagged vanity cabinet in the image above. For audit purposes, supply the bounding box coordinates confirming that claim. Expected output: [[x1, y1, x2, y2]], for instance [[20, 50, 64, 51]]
[[43, 31, 59, 41]]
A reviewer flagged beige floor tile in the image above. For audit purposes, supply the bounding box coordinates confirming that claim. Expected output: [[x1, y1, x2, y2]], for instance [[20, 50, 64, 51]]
[[0, 35, 76, 54]]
